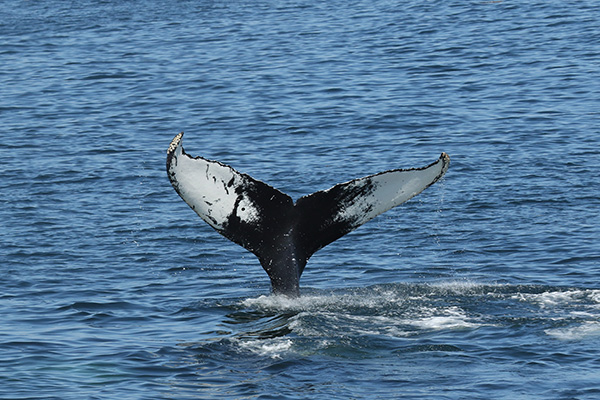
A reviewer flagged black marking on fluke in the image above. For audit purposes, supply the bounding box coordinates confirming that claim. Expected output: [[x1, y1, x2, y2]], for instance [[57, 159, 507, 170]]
[[166, 132, 450, 297]]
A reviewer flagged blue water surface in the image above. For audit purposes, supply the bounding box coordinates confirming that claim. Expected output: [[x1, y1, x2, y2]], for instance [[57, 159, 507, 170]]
[[1, 1, 599, 399]]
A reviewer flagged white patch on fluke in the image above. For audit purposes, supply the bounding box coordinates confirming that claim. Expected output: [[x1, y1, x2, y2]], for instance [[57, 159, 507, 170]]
[[335, 153, 449, 226], [168, 136, 260, 229], [235, 195, 260, 223]]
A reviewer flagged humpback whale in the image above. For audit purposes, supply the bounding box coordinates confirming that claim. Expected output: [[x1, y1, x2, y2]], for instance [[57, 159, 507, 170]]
[[167, 132, 449, 297]]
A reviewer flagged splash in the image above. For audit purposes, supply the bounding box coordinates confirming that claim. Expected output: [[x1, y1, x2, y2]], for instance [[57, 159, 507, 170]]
[[237, 282, 488, 342], [223, 282, 600, 360], [240, 286, 412, 314]]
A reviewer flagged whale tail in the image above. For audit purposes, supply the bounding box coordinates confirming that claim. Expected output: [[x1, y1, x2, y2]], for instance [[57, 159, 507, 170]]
[[167, 132, 449, 296]]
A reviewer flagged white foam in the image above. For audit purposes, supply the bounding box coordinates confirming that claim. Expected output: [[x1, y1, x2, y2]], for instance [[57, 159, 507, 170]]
[[588, 290, 600, 304], [288, 311, 415, 339], [403, 307, 480, 331], [237, 338, 293, 359], [513, 289, 600, 309], [546, 321, 600, 341]]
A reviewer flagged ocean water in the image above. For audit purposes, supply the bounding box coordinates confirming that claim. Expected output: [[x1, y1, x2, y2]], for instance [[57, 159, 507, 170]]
[[1, 0, 599, 399]]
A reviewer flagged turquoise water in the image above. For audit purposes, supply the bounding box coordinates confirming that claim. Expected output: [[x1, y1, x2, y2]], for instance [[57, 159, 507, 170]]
[[1, 1, 599, 398]]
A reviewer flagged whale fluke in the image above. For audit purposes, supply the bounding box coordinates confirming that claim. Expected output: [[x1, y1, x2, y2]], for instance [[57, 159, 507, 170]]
[[167, 132, 449, 296]]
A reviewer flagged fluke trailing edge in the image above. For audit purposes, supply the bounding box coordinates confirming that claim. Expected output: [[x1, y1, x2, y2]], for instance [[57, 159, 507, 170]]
[[166, 132, 449, 297]]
